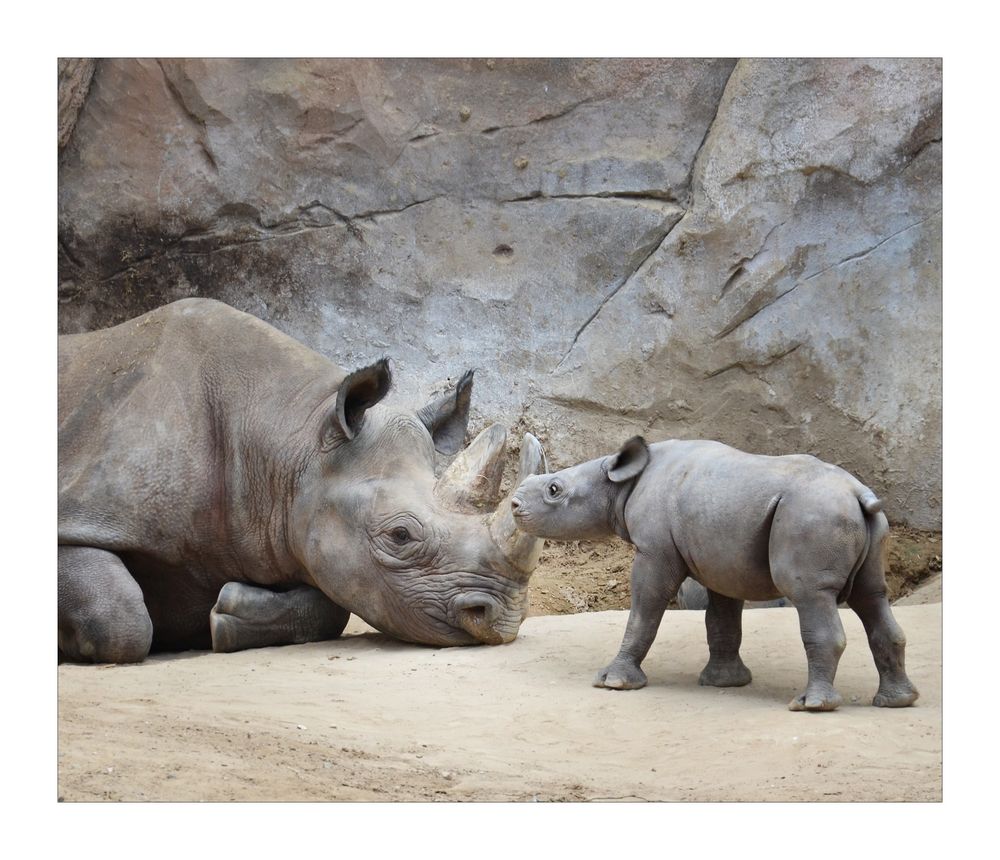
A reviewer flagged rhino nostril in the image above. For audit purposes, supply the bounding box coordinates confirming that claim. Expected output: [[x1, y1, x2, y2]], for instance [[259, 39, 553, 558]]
[[451, 592, 508, 644], [459, 601, 498, 625], [456, 602, 505, 645], [464, 605, 487, 623], [511, 497, 522, 512], [454, 593, 501, 627]]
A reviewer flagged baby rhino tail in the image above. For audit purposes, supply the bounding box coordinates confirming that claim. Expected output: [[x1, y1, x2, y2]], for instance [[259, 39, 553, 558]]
[[857, 487, 883, 515], [836, 482, 883, 605]]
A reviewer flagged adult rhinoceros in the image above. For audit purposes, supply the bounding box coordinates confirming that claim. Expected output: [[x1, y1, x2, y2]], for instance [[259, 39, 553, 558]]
[[58, 298, 546, 662]]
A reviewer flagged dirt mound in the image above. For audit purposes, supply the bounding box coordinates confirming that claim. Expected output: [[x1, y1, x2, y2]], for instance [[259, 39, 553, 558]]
[[886, 527, 943, 600]]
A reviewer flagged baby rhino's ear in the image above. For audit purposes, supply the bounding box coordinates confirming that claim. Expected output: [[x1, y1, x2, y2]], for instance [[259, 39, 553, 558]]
[[606, 436, 650, 483]]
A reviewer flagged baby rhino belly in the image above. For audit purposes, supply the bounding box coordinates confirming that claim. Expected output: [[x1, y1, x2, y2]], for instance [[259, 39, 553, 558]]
[[676, 519, 783, 603]]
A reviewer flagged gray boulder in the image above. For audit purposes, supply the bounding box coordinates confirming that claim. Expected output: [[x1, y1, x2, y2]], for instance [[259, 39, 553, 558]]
[[58, 58, 941, 529]]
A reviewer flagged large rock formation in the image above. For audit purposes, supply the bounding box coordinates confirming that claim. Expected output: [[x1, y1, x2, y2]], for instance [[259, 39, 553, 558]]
[[58, 58, 942, 528]]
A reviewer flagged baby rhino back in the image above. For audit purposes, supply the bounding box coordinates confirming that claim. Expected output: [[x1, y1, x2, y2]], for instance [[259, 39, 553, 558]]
[[642, 441, 872, 602]]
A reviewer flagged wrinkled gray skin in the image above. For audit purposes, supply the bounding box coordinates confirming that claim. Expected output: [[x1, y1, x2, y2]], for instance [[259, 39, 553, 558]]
[[59, 298, 545, 663], [512, 436, 919, 712]]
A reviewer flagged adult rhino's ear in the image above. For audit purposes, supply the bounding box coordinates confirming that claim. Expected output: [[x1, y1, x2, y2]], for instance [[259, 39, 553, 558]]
[[605, 436, 650, 483], [332, 358, 392, 441], [417, 370, 474, 455]]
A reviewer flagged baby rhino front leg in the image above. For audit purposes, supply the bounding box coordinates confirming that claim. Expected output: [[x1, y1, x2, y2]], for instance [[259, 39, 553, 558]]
[[594, 551, 682, 690]]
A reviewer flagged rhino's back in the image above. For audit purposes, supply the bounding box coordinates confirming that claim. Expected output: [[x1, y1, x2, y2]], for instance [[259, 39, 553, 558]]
[[58, 298, 339, 555], [651, 439, 863, 505], [650, 439, 857, 491]]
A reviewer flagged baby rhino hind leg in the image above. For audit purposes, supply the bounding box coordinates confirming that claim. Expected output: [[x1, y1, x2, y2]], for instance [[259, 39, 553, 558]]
[[699, 589, 752, 687], [785, 590, 846, 712], [771, 500, 865, 712], [848, 513, 918, 708]]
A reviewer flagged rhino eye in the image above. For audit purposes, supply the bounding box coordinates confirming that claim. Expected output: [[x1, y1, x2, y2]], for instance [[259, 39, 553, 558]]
[[390, 526, 412, 543], [547, 482, 561, 498]]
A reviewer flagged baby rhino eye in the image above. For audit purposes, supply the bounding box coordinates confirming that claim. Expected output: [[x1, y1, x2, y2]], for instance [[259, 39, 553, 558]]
[[547, 483, 559, 497], [390, 526, 412, 543]]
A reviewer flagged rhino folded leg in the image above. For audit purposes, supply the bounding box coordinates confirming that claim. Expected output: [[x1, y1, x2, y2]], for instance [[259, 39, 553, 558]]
[[210, 583, 351, 653], [58, 546, 153, 663], [699, 589, 752, 687], [594, 550, 683, 691], [786, 589, 847, 712]]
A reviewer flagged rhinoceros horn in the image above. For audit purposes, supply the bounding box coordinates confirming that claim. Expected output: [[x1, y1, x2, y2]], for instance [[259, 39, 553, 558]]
[[434, 423, 509, 512], [489, 433, 547, 576]]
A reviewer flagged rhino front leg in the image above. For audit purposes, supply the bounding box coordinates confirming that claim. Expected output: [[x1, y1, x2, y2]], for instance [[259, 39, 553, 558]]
[[699, 589, 752, 687], [210, 583, 351, 653], [594, 550, 683, 690], [59, 546, 153, 663]]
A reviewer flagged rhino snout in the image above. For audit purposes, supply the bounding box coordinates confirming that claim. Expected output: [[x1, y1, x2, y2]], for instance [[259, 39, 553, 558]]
[[450, 592, 509, 646], [511, 493, 535, 521]]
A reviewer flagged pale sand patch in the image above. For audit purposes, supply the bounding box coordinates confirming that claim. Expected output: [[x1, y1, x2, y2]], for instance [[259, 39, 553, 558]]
[[895, 573, 942, 605]]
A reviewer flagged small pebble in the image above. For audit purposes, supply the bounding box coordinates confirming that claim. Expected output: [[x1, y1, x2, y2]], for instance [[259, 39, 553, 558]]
[[459, 106, 472, 122]]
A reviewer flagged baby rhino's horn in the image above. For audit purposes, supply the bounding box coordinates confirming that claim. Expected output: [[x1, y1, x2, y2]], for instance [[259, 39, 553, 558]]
[[490, 433, 547, 576], [434, 423, 508, 512]]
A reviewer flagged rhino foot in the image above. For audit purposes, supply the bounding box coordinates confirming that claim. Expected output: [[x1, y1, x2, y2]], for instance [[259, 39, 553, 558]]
[[593, 660, 648, 690], [873, 681, 919, 708], [210, 583, 350, 653], [699, 657, 752, 687], [788, 687, 843, 712]]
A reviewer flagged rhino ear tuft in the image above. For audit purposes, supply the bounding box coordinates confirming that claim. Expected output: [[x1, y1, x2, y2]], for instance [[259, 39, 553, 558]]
[[333, 358, 392, 441], [605, 436, 650, 483], [418, 370, 474, 455]]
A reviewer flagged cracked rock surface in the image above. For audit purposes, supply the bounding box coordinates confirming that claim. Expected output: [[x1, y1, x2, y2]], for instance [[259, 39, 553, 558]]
[[58, 58, 941, 528]]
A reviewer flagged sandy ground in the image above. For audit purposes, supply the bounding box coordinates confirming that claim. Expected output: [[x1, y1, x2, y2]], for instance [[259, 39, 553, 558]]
[[896, 573, 942, 605], [58, 602, 940, 802]]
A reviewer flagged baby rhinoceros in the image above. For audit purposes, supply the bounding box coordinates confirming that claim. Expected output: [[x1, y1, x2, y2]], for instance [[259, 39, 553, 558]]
[[511, 436, 918, 712]]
